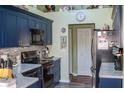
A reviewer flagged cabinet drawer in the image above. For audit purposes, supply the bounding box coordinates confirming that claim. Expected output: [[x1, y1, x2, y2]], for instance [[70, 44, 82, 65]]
[[99, 78, 122, 88]]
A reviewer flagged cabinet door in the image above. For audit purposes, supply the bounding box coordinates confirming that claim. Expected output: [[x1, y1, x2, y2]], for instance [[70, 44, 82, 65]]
[[29, 16, 36, 29], [53, 59, 61, 84], [41, 22, 47, 45], [0, 9, 4, 48], [35, 19, 42, 30], [4, 10, 18, 47], [113, 6, 122, 47], [99, 78, 122, 88], [27, 81, 40, 88], [17, 13, 30, 46], [47, 22, 52, 45]]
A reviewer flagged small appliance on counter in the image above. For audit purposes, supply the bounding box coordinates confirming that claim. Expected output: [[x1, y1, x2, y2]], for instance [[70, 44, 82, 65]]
[[41, 45, 54, 59], [42, 45, 50, 58], [112, 46, 123, 71]]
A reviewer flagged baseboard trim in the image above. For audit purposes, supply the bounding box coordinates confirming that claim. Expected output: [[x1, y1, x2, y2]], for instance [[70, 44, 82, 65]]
[[59, 80, 70, 83], [71, 73, 78, 76]]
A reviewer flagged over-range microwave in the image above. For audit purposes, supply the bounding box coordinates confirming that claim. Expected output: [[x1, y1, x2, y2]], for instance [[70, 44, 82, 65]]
[[30, 28, 44, 45]]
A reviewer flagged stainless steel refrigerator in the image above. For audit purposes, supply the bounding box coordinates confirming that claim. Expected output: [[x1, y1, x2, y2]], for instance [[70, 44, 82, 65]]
[[91, 30, 114, 88]]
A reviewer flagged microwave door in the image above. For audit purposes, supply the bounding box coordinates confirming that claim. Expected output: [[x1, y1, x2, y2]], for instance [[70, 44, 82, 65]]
[[36, 34, 41, 42]]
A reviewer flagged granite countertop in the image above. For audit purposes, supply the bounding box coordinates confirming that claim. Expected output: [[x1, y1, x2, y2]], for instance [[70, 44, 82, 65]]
[[14, 64, 41, 73], [40, 57, 60, 64], [15, 74, 39, 88], [13, 64, 41, 88], [41, 57, 60, 61], [99, 63, 123, 79]]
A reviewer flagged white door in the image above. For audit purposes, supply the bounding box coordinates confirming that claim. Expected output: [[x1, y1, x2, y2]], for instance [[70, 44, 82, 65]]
[[77, 28, 92, 76]]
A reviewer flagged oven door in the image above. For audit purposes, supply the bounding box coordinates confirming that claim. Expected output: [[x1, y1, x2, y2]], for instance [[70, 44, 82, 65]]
[[22, 68, 38, 77], [42, 62, 54, 87]]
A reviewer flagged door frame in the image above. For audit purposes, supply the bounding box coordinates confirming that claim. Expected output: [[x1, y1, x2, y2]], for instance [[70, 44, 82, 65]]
[[68, 23, 95, 85]]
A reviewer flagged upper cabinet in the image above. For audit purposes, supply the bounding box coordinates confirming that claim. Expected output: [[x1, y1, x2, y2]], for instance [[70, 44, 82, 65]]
[[112, 6, 122, 47], [4, 10, 19, 47], [0, 9, 4, 48], [17, 13, 30, 47], [0, 6, 53, 48], [46, 22, 52, 45], [0, 8, 19, 48]]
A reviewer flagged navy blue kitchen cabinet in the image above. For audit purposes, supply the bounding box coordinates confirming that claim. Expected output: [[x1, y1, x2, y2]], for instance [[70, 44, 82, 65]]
[[29, 16, 37, 29], [0, 5, 53, 48], [29, 17, 43, 30], [0, 8, 19, 48], [99, 78, 122, 88], [41, 22, 47, 45], [46, 22, 52, 45], [0, 9, 4, 48], [4, 9, 19, 47], [17, 13, 30, 46], [53, 59, 61, 85], [27, 81, 40, 88]]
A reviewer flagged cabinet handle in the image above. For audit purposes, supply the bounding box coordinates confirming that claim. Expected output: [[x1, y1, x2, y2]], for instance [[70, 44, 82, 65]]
[[18, 40, 23, 46], [18, 40, 21, 46], [48, 40, 50, 44], [21, 40, 23, 46]]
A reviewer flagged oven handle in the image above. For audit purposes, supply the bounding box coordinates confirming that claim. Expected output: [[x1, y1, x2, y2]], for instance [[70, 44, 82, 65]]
[[25, 71, 37, 77], [44, 64, 54, 69]]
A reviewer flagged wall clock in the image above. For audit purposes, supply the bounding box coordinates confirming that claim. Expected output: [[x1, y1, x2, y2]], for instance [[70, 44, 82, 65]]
[[76, 12, 86, 22], [61, 27, 66, 33]]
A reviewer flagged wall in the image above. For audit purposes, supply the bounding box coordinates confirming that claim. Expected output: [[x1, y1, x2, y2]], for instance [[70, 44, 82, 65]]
[[45, 8, 113, 82], [122, 6, 124, 88]]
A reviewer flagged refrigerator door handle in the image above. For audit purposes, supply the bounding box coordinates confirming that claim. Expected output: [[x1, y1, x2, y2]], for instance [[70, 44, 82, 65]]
[[90, 66, 96, 73], [91, 31, 96, 88]]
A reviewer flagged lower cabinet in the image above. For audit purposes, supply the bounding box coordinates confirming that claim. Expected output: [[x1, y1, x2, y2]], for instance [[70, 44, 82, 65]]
[[22, 59, 61, 88], [27, 81, 40, 88], [53, 59, 61, 85], [99, 78, 122, 88]]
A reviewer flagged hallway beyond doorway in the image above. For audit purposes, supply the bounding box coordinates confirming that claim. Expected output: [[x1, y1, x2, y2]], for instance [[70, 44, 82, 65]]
[[69, 74, 92, 84]]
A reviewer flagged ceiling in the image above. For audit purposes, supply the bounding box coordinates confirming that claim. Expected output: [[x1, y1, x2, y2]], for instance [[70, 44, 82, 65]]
[[36, 5, 112, 13]]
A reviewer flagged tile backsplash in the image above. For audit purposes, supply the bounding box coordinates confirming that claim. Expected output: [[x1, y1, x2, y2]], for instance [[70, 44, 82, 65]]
[[0, 46, 43, 63], [0, 45, 42, 56], [0, 45, 52, 63]]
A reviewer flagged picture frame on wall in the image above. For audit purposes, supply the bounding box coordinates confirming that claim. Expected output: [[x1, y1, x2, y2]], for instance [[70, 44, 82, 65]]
[[60, 36, 67, 49]]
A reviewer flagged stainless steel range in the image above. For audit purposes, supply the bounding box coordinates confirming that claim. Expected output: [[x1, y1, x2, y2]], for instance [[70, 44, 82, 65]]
[[21, 51, 54, 88]]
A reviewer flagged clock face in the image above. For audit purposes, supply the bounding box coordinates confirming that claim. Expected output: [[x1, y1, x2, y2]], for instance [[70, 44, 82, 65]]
[[76, 12, 85, 22]]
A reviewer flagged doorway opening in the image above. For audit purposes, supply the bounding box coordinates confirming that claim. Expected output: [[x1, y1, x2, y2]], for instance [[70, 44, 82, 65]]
[[68, 23, 95, 87]]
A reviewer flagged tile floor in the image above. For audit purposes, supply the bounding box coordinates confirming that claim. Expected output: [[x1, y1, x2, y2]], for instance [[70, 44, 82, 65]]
[[55, 82, 92, 88]]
